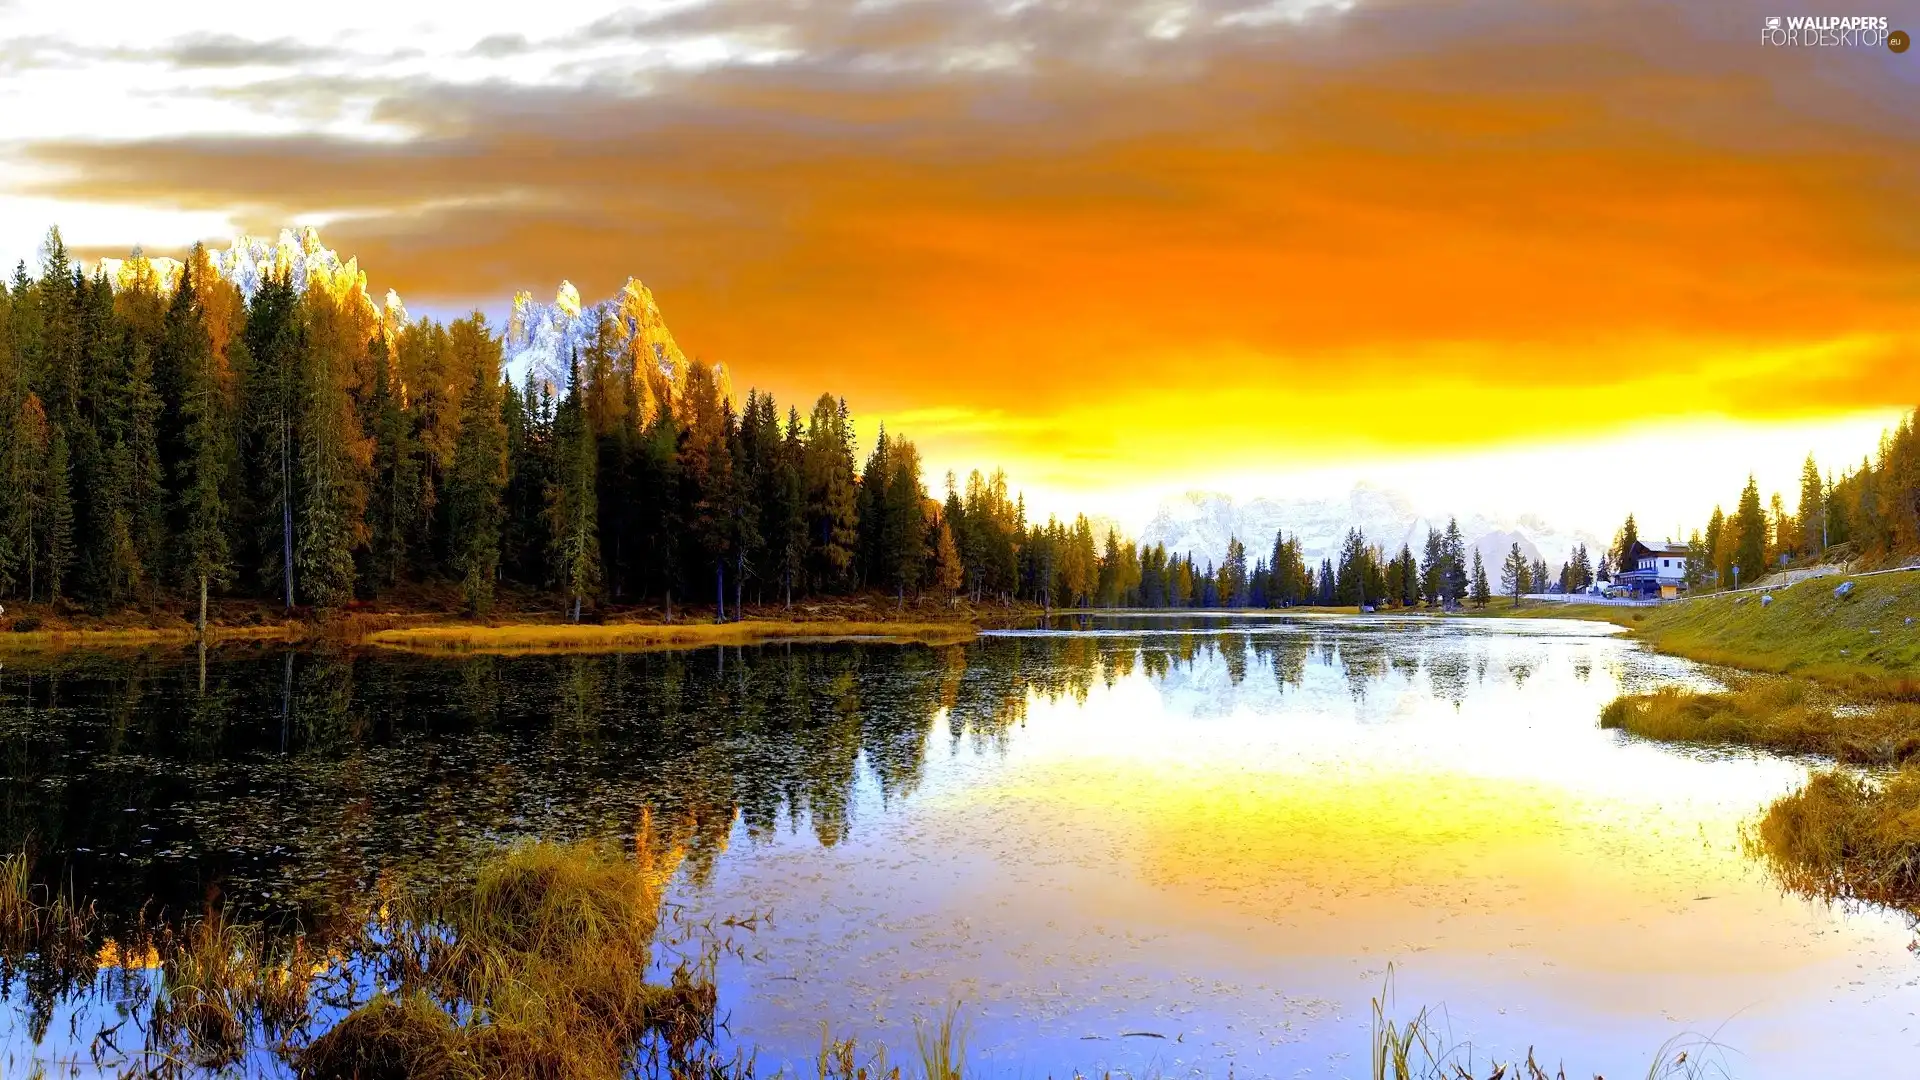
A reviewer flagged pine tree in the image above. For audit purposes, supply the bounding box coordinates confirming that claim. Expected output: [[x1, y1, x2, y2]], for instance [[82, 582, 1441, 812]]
[[547, 355, 601, 621], [170, 258, 233, 631], [1704, 505, 1726, 589], [1734, 474, 1766, 587], [5, 394, 49, 601], [240, 274, 303, 608], [364, 332, 421, 588], [1443, 518, 1468, 605], [803, 394, 857, 591], [45, 428, 73, 603], [883, 436, 927, 605], [1470, 548, 1491, 607], [677, 360, 734, 617], [1797, 453, 1825, 555], [1221, 536, 1249, 606], [774, 408, 807, 606], [446, 316, 508, 614], [1501, 542, 1529, 606], [294, 290, 373, 608]]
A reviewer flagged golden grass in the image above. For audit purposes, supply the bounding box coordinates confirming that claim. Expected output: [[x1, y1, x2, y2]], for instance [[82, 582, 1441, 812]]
[[365, 619, 978, 655], [1599, 682, 1920, 765], [0, 623, 295, 652], [152, 912, 314, 1070], [296, 814, 712, 1080], [1756, 766, 1920, 911]]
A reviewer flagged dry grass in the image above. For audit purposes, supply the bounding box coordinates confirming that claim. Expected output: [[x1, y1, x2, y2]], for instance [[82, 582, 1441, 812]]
[[296, 813, 712, 1080], [1599, 682, 1920, 765], [151, 912, 315, 1070], [1756, 766, 1920, 911], [365, 619, 977, 655], [0, 623, 294, 652]]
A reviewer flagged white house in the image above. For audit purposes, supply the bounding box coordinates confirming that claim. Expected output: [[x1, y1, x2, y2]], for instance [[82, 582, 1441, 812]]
[[1615, 540, 1690, 599]]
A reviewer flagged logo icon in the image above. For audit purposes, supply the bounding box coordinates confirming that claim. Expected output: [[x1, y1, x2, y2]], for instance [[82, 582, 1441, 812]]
[[1891, 29, 1911, 52], [1766, 16, 1782, 29]]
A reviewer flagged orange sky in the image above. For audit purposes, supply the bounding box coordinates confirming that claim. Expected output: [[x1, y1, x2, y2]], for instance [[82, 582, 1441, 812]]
[[5, 0, 1918, 529]]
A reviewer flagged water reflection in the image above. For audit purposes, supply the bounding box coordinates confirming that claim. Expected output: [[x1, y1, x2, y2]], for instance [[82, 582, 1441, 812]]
[[1, 616, 1917, 1077]]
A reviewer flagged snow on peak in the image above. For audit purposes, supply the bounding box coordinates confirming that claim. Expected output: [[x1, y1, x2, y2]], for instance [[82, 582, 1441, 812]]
[[504, 276, 727, 409], [85, 227, 395, 330]]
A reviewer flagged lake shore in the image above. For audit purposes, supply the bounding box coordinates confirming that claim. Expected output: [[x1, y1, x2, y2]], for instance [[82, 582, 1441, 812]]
[[1564, 570, 1920, 914], [0, 593, 1028, 654]]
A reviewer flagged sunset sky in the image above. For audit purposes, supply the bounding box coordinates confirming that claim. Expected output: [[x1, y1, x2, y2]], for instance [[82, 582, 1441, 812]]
[[2, 0, 1916, 536]]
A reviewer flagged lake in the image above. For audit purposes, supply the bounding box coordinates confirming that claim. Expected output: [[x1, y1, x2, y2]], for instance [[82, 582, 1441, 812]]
[[2, 614, 1916, 1077]]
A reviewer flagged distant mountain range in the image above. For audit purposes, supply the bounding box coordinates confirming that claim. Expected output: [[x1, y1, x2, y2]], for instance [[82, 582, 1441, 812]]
[[1137, 484, 1607, 577]]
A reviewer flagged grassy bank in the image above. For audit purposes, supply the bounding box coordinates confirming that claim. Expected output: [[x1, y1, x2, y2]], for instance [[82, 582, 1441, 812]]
[[1620, 570, 1920, 696], [1581, 571, 1920, 917], [0, 591, 1012, 655], [364, 618, 979, 655]]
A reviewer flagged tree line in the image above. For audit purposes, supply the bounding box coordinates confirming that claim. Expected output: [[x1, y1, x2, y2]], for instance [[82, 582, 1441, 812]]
[[4, 229, 1685, 621], [1593, 406, 1920, 594]]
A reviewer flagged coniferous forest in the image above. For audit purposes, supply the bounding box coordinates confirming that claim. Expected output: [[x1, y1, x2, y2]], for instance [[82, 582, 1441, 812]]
[[9, 228, 1910, 626], [2, 229, 1473, 624]]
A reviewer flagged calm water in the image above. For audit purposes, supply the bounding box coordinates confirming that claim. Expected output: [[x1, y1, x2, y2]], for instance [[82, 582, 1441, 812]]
[[2, 615, 1917, 1076]]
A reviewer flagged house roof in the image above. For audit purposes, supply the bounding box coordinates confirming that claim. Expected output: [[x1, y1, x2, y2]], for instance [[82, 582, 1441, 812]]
[[1629, 539, 1690, 557]]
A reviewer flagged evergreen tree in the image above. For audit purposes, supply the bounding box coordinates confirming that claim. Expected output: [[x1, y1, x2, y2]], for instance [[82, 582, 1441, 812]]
[[677, 360, 734, 617], [1442, 518, 1468, 605], [294, 290, 373, 608], [4, 395, 49, 601], [1334, 527, 1369, 606], [1733, 474, 1766, 587], [1501, 542, 1529, 605], [802, 394, 858, 590], [1797, 453, 1826, 555], [240, 274, 302, 607], [1610, 513, 1639, 578], [45, 428, 73, 603], [1704, 505, 1726, 589], [170, 258, 234, 630], [446, 316, 508, 614], [547, 355, 602, 621], [1470, 548, 1491, 607], [883, 436, 928, 604], [364, 331, 421, 588]]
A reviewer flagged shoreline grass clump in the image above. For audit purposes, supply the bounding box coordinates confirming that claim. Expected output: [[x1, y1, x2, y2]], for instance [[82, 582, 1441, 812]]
[[365, 619, 976, 655], [1599, 682, 1920, 765], [296, 814, 712, 1080], [1756, 766, 1920, 911]]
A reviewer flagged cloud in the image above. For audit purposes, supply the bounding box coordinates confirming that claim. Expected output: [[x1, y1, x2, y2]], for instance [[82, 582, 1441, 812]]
[[18, 0, 1920, 481], [159, 33, 343, 70]]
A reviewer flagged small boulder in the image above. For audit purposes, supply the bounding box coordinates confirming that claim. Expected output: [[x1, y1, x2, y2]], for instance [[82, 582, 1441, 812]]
[[1835, 580, 1856, 599]]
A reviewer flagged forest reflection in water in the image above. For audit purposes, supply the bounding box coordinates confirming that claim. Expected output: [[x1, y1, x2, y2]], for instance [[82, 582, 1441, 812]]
[[0, 618, 1465, 935], [2, 615, 1917, 1077]]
